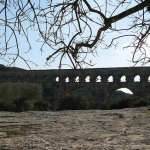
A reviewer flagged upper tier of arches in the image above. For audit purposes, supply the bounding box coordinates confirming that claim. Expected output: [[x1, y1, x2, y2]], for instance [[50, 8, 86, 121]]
[[0, 74, 150, 83], [1, 67, 150, 83]]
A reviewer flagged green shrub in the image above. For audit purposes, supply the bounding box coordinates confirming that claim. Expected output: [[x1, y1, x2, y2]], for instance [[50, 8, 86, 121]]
[[0, 82, 43, 112], [109, 98, 130, 109], [131, 98, 150, 107], [55, 95, 89, 110], [88, 99, 110, 110], [0, 101, 16, 111], [42, 97, 55, 110], [33, 100, 50, 111], [109, 97, 150, 109]]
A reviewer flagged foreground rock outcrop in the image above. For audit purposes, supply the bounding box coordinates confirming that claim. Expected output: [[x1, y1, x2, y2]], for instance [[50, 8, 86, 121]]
[[0, 107, 150, 150]]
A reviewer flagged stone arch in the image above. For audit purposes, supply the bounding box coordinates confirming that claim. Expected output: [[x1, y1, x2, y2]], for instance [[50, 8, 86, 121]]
[[148, 76, 150, 82], [110, 87, 133, 100], [116, 88, 133, 94], [96, 76, 101, 82], [134, 75, 140, 82], [75, 76, 79, 82], [85, 76, 90, 82], [120, 75, 126, 82], [108, 87, 134, 99], [56, 77, 59, 82], [108, 76, 113, 82], [65, 77, 69, 82]]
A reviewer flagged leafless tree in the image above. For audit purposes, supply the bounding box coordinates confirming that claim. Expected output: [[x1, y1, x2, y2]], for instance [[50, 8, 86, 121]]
[[0, 0, 150, 69]]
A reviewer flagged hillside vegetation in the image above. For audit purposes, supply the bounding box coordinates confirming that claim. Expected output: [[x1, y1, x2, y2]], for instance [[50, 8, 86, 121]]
[[0, 64, 25, 71]]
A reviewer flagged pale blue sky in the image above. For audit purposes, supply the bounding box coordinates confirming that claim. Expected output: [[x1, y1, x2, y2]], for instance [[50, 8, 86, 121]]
[[1, 0, 149, 70], [1, 0, 150, 94]]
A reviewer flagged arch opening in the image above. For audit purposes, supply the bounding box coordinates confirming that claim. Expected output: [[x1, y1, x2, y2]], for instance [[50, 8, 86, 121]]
[[65, 77, 69, 82], [148, 76, 150, 82], [96, 76, 101, 82], [134, 75, 140, 82], [85, 76, 90, 82], [108, 76, 113, 82], [75, 76, 79, 82], [116, 88, 133, 94], [120, 75, 126, 82], [56, 77, 59, 82], [110, 88, 133, 101]]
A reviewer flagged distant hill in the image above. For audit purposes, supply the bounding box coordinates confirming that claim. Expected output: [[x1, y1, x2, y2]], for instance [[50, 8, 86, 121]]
[[110, 90, 133, 100], [0, 64, 25, 71]]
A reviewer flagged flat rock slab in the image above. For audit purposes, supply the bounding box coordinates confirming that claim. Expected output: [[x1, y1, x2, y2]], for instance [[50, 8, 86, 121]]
[[0, 107, 150, 150]]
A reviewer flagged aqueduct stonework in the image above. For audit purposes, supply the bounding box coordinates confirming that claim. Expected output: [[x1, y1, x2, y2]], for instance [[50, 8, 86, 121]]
[[1, 67, 150, 100]]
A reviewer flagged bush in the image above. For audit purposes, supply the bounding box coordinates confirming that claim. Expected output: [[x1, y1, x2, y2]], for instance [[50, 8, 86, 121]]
[[109, 97, 150, 109], [131, 98, 150, 107], [0, 101, 16, 111], [87, 99, 110, 110], [0, 82, 43, 112], [109, 98, 130, 109], [33, 100, 50, 111], [55, 95, 89, 110]]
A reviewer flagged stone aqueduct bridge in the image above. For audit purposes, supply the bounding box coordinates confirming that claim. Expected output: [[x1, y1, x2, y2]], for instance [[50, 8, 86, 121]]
[[1, 67, 150, 100]]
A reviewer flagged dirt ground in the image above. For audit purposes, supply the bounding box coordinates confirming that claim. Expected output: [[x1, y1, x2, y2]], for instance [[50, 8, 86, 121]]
[[0, 107, 150, 150]]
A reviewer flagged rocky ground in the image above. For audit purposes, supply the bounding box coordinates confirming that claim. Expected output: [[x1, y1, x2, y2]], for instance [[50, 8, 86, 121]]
[[0, 107, 150, 150]]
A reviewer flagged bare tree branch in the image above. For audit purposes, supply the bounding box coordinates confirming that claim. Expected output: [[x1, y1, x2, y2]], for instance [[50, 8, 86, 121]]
[[0, 0, 150, 68]]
